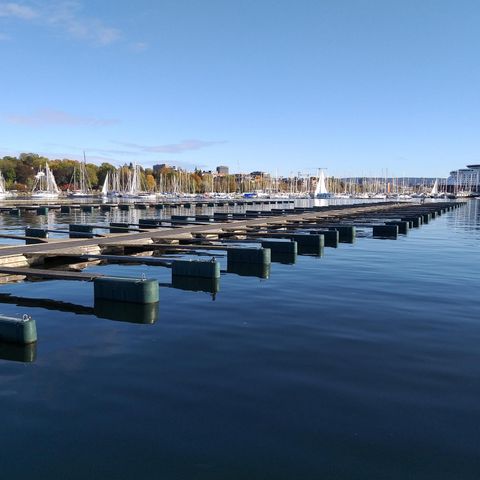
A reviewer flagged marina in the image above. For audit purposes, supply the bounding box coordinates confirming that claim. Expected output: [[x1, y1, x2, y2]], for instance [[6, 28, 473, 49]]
[[0, 198, 477, 479], [2, 1, 480, 477], [0, 198, 464, 339]]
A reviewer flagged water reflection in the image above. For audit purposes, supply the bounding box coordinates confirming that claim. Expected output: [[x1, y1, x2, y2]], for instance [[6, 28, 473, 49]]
[[171, 275, 220, 295], [0, 293, 159, 324], [93, 299, 158, 324], [0, 293, 93, 315], [0, 342, 36, 363], [298, 245, 325, 256], [270, 251, 297, 264], [449, 199, 480, 232], [227, 261, 271, 279]]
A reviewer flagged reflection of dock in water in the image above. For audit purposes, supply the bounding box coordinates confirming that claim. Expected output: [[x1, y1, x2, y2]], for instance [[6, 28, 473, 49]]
[[0, 293, 158, 325], [94, 299, 158, 324], [0, 342, 36, 363]]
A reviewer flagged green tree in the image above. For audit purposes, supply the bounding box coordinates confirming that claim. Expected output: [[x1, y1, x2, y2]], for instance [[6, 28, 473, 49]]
[[97, 163, 117, 186]]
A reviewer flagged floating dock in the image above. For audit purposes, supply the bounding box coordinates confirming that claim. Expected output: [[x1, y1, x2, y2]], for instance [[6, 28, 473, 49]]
[[0, 200, 465, 306]]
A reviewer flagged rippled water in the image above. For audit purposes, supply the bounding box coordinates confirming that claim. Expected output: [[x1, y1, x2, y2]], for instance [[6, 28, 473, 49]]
[[0, 200, 478, 479]]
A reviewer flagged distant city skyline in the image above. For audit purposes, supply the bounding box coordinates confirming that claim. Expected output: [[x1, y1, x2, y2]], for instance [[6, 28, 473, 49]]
[[1, 0, 479, 177]]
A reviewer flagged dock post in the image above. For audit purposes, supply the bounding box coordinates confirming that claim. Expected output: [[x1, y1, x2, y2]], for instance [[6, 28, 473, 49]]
[[172, 259, 221, 279], [109, 222, 130, 233], [69, 224, 94, 238], [25, 228, 49, 244], [292, 233, 325, 248], [0, 315, 37, 345], [94, 277, 159, 304], [213, 212, 231, 221], [36, 206, 49, 215], [312, 229, 339, 247], [373, 225, 399, 238], [260, 240, 297, 264], [385, 221, 409, 234], [227, 247, 271, 265], [260, 240, 297, 255], [138, 219, 162, 228], [329, 226, 356, 243], [195, 215, 213, 222], [402, 217, 422, 228], [171, 215, 190, 224], [60, 206, 71, 213]]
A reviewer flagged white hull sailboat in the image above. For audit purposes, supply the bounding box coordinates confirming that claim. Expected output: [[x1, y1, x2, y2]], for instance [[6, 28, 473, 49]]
[[101, 170, 123, 198], [428, 178, 441, 198], [121, 163, 156, 199], [68, 152, 95, 198], [314, 168, 333, 199], [31, 162, 60, 199], [101, 171, 110, 197]]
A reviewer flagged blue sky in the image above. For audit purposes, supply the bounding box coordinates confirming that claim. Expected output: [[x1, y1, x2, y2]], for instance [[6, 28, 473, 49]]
[[0, 0, 479, 177]]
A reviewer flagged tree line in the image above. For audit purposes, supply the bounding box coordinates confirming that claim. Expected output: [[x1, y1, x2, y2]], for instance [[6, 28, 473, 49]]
[[0, 153, 119, 191], [0, 153, 237, 193]]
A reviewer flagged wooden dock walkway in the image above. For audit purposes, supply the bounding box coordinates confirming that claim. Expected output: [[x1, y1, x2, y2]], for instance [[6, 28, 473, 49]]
[[0, 266, 102, 281], [0, 201, 462, 283], [0, 202, 406, 257]]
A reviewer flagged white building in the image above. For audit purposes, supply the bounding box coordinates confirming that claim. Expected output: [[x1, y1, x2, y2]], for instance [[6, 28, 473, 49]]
[[447, 164, 480, 192]]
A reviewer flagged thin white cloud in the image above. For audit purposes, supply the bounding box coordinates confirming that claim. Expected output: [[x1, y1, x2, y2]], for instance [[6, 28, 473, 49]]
[[0, 2, 38, 20], [5, 108, 120, 126], [43, 142, 137, 156], [115, 139, 226, 154], [130, 41, 148, 52], [0, 1, 121, 46], [46, 1, 121, 46]]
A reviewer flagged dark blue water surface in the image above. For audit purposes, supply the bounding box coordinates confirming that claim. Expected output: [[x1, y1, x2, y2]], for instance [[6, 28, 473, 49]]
[[0, 200, 478, 479]]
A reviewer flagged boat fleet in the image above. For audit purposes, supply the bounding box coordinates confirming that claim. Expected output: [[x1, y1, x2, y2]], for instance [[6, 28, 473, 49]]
[[28, 161, 157, 200], [101, 164, 156, 200], [0, 163, 473, 200]]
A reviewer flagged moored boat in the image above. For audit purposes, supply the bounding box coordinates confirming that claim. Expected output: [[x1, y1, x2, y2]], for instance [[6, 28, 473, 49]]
[[31, 162, 60, 199]]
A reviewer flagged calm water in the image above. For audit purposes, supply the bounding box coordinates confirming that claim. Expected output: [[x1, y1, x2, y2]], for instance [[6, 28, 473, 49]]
[[0, 200, 478, 479]]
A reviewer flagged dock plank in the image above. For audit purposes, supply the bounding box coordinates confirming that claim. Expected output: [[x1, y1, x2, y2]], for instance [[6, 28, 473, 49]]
[[0, 267, 102, 281]]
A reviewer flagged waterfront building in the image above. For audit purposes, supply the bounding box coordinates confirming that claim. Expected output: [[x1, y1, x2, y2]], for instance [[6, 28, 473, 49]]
[[153, 164, 169, 174], [216, 165, 229, 175], [447, 165, 480, 192]]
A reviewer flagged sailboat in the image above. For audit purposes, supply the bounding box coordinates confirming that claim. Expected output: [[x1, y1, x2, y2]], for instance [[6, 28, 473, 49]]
[[0, 171, 10, 199], [31, 162, 60, 199], [122, 163, 156, 200], [101, 171, 109, 197], [429, 178, 439, 198], [100, 170, 120, 198], [313, 169, 333, 199], [68, 152, 95, 198]]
